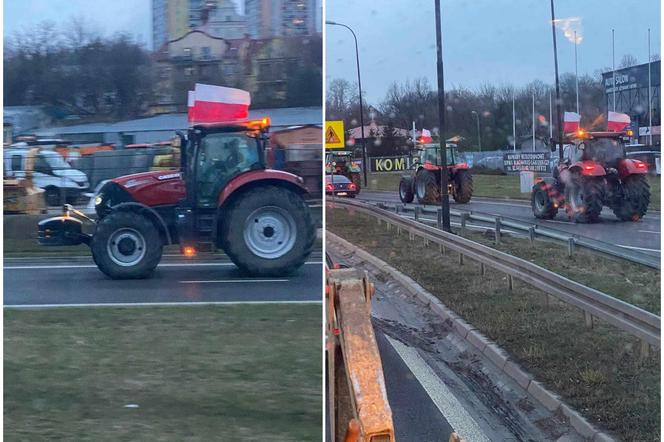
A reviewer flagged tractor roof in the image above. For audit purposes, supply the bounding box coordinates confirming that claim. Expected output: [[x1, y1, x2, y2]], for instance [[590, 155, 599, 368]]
[[193, 118, 270, 132]]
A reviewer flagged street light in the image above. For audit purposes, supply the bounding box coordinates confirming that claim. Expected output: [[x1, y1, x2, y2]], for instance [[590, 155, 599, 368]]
[[326, 20, 368, 187], [471, 110, 482, 152]]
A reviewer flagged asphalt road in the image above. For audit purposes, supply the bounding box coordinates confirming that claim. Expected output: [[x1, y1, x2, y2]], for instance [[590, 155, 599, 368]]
[[328, 243, 584, 441], [358, 190, 661, 255], [4, 253, 322, 306]]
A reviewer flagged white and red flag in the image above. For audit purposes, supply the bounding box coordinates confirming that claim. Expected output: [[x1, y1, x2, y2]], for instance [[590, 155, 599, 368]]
[[187, 90, 196, 124], [188, 83, 251, 124], [563, 112, 581, 133], [607, 111, 630, 132], [420, 128, 433, 143]]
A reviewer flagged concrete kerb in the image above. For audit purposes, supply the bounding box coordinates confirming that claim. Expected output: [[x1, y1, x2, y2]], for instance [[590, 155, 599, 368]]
[[326, 231, 614, 442]]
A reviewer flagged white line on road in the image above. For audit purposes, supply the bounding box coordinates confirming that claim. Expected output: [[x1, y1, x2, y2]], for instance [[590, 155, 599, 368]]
[[4, 300, 322, 309], [179, 279, 288, 284], [4, 261, 323, 270], [637, 230, 660, 235], [385, 336, 490, 442]]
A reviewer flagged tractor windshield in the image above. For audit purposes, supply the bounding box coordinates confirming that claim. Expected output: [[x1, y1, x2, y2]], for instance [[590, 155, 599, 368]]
[[422, 146, 456, 166], [195, 132, 261, 207], [581, 138, 625, 167]]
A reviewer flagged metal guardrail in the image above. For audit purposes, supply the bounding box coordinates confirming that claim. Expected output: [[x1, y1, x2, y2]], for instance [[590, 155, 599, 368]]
[[329, 199, 660, 350], [364, 200, 660, 269]]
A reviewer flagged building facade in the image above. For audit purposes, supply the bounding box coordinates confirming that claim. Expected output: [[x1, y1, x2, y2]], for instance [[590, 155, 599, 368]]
[[602, 60, 661, 146], [245, 0, 318, 38], [153, 0, 246, 50]]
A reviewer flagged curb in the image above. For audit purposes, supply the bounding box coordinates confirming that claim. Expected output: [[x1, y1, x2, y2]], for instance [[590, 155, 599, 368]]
[[327, 231, 614, 442]]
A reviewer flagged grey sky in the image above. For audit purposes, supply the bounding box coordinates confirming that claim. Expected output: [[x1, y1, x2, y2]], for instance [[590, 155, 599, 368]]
[[4, 0, 153, 48], [326, 0, 661, 104]]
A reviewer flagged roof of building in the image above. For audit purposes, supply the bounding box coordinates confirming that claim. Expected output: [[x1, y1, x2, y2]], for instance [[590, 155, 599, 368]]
[[33, 107, 322, 137]]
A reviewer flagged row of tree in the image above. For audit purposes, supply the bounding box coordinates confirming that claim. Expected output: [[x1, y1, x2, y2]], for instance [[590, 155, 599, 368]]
[[326, 54, 655, 156], [4, 20, 323, 121]]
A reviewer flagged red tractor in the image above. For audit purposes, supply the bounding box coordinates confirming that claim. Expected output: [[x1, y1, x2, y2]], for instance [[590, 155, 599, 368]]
[[398, 143, 473, 204], [38, 118, 316, 279], [532, 129, 650, 223]]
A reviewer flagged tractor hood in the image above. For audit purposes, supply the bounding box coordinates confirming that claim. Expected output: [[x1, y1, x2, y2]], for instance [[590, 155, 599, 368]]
[[111, 170, 185, 207]]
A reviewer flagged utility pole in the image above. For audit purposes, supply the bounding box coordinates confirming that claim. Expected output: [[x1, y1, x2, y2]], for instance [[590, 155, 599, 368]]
[[532, 94, 536, 152], [434, 0, 450, 232], [648, 28, 653, 146], [612, 28, 616, 112], [550, 0, 564, 161], [512, 92, 516, 151]]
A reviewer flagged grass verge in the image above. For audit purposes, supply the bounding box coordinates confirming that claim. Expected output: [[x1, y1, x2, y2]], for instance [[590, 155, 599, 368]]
[[5, 304, 322, 441], [328, 207, 659, 441], [366, 173, 661, 210]]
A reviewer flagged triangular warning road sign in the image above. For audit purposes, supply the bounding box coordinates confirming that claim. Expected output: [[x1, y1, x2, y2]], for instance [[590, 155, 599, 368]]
[[326, 126, 341, 144]]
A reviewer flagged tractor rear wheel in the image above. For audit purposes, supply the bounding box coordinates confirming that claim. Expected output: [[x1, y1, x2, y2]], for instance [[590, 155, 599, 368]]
[[220, 185, 315, 276], [612, 174, 650, 221], [91, 211, 163, 279], [415, 170, 439, 204], [564, 175, 604, 223], [452, 170, 473, 203], [399, 177, 414, 203]]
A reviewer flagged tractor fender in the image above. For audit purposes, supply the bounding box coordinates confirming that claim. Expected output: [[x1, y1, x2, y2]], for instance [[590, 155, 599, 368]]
[[109, 202, 173, 245], [570, 161, 606, 177], [217, 169, 308, 207], [450, 162, 469, 170], [422, 161, 439, 171], [617, 158, 649, 178]]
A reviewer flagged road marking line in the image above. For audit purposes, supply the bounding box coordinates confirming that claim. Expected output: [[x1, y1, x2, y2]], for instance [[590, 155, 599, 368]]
[[385, 336, 490, 442], [4, 261, 323, 270], [4, 300, 322, 309], [179, 279, 288, 284], [615, 245, 661, 252], [637, 230, 660, 235]]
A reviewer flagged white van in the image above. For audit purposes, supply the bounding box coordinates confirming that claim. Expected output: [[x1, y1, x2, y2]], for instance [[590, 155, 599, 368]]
[[4, 144, 89, 206]]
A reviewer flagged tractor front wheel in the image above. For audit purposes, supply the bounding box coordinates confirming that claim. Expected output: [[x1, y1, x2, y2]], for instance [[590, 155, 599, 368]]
[[220, 185, 315, 276], [91, 211, 163, 279], [564, 175, 604, 223], [399, 177, 414, 203], [612, 174, 650, 221], [531, 181, 558, 219]]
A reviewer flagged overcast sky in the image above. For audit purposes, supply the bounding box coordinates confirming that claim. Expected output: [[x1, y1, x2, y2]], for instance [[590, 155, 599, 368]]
[[4, 0, 153, 48], [326, 0, 662, 104]]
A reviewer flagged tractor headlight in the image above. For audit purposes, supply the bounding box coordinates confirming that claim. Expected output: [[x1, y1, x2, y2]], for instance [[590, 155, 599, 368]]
[[95, 195, 103, 206]]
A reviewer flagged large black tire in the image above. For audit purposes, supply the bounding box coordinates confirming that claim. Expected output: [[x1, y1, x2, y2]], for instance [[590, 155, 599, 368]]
[[220, 185, 315, 276], [91, 211, 163, 279], [415, 169, 439, 204], [44, 187, 61, 207], [350, 173, 361, 194], [399, 177, 414, 203], [612, 174, 650, 221], [564, 175, 604, 223], [452, 169, 473, 204], [531, 181, 558, 219]]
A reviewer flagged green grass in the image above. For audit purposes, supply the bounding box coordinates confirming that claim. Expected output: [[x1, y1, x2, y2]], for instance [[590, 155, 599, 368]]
[[366, 172, 661, 210], [4, 305, 322, 442], [328, 208, 660, 441]]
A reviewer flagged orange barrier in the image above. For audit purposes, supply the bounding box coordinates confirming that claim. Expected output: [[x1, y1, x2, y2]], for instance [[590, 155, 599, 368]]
[[327, 268, 395, 442]]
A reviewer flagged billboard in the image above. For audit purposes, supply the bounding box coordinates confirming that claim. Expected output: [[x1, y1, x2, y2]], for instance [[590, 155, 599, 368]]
[[503, 152, 551, 173]]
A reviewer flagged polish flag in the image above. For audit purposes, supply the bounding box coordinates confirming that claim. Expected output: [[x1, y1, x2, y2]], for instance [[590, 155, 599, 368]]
[[607, 111, 630, 132], [563, 112, 581, 133], [420, 128, 433, 143], [189, 83, 251, 124], [187, 91, 195, 124]]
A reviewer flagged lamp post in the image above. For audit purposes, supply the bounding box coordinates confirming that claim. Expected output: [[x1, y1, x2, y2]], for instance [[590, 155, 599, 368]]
[[326, 20, 368, 186], [471, 110, 482, 152], [550, 0, 564, 162], [434, 0, 450, 232]]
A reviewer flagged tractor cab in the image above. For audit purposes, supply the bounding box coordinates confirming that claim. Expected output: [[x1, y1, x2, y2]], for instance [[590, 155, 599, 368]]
[[562, 130, 631, 169], [416, 143, 461, 168], [182, 118, 270, 208]]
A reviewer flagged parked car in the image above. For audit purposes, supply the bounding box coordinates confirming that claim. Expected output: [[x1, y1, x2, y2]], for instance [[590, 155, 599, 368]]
[[325, 174, 358, 198], [4, 143, 89, 206]]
